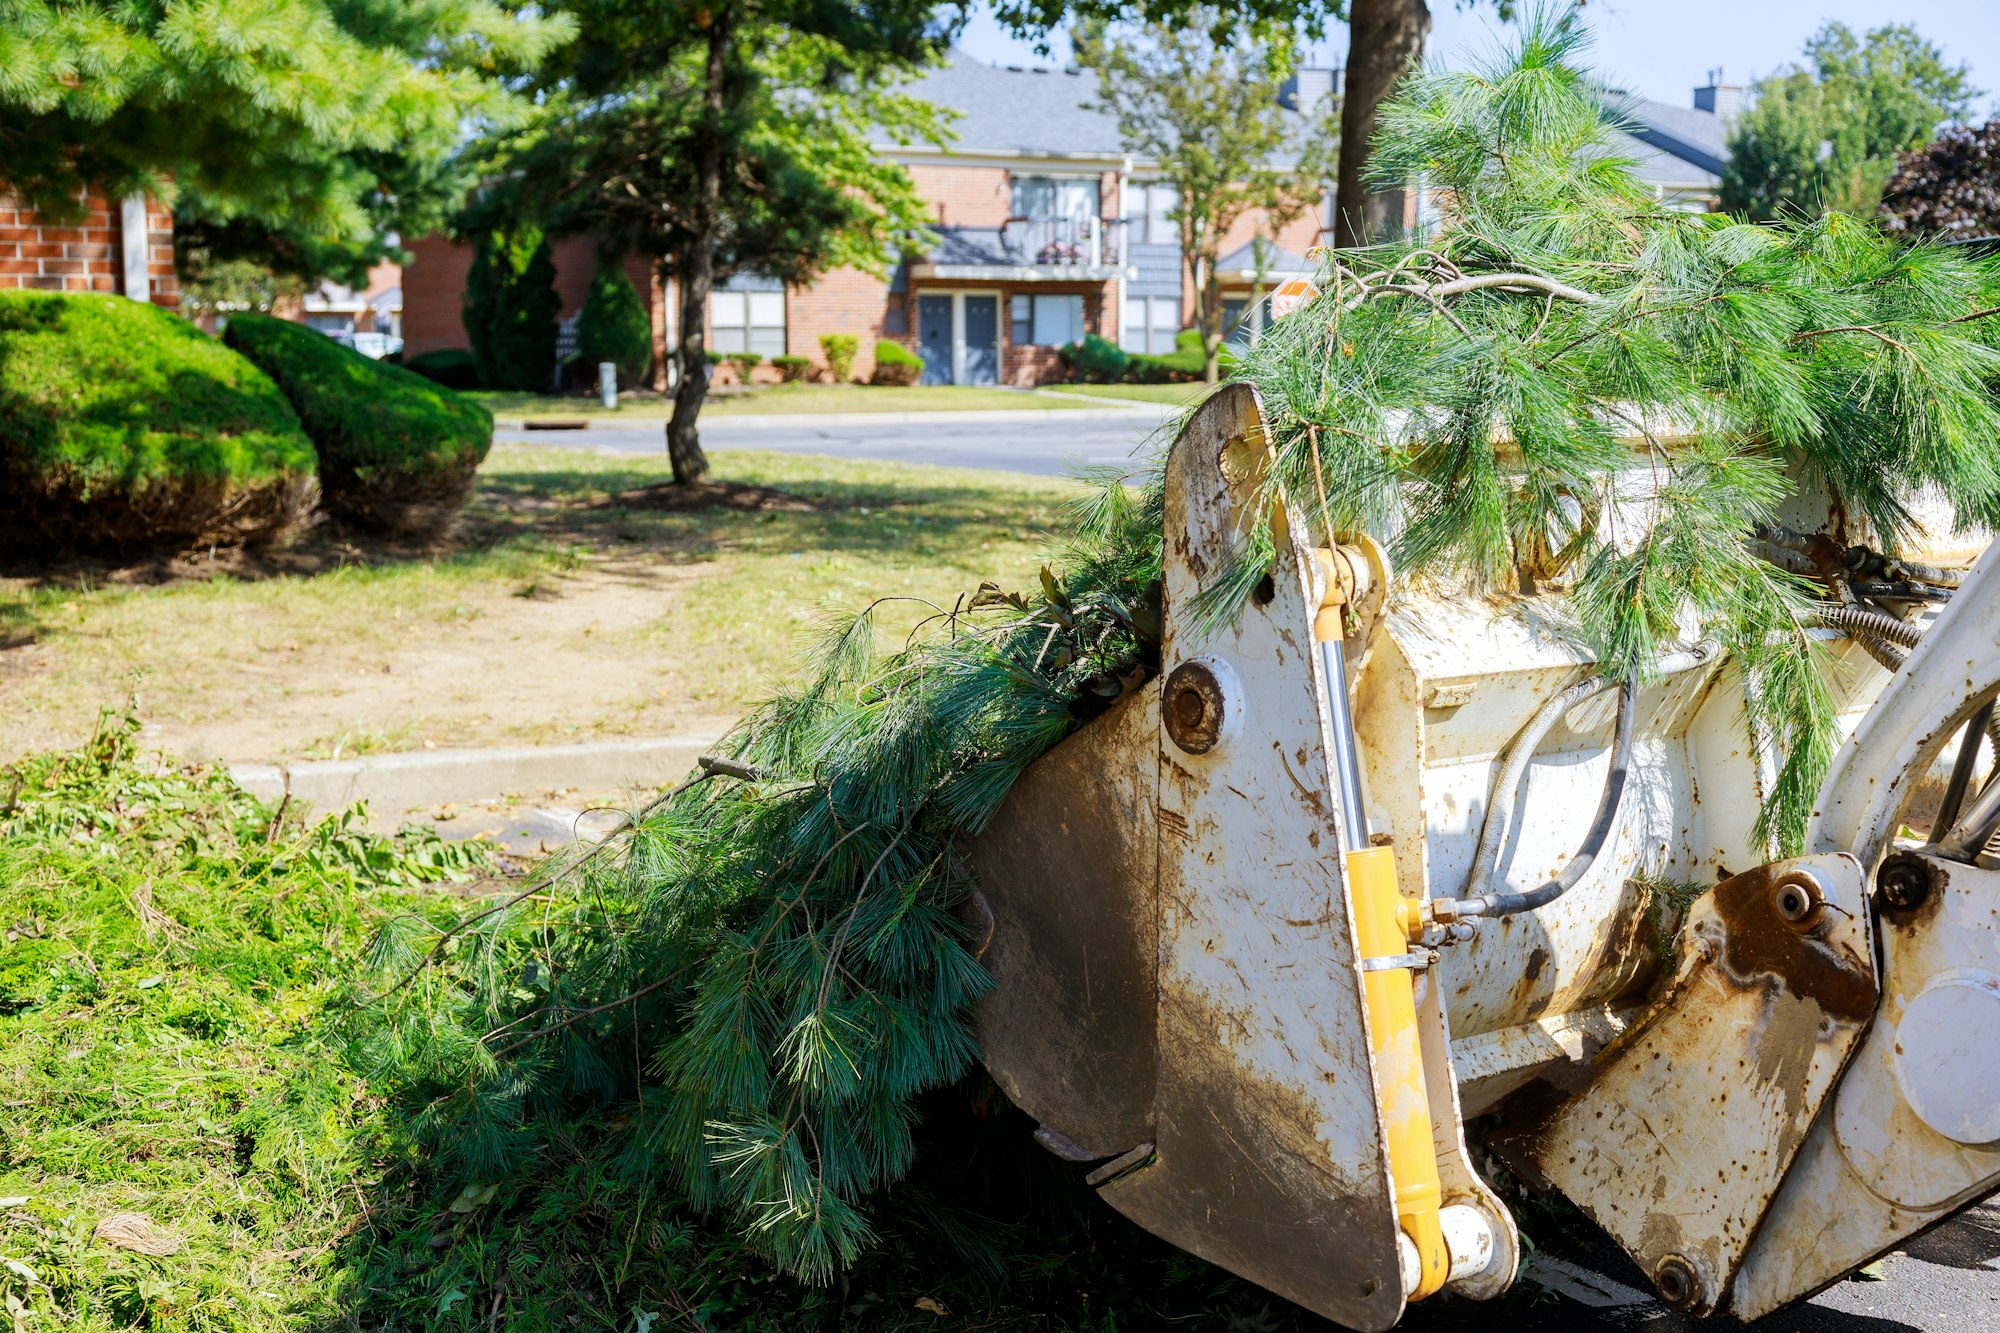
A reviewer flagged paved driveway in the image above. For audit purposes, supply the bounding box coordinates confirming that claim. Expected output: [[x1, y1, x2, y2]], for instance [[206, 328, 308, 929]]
[[495, 410, 1171, 477]]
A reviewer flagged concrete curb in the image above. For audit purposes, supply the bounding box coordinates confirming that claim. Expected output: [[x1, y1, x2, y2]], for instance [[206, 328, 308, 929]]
[[230, 733, 725, 814], [491, 404, 1163, 433]]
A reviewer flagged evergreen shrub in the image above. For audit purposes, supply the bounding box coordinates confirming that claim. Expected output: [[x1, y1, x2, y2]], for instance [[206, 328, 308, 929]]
[[403, 348, 482, 391], [1127, 328, 1205, 382], [871, 337, 923, 385], [464, 227, 559, 392], [771, 354, 813, 382], [576, 259, 652, 387], [820, 331, 860, 382], [0, 292, 317, 555], [1058, 332, 1129, 382], [223, 314, 492, 537]]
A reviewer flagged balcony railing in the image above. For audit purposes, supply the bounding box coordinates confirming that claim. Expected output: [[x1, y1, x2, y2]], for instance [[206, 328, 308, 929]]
[[999, 215, 1124, 269]]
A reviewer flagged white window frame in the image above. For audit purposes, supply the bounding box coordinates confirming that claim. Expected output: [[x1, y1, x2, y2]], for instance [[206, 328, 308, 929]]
[[1120, 295, 1178, 354], [1127, 182, 1176, 246], [710, 288, 786, 357]]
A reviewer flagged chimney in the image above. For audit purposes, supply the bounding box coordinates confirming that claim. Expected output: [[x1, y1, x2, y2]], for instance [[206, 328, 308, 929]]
[[1694, 68, 1743, 121], [1280, 66, 1341, 111]]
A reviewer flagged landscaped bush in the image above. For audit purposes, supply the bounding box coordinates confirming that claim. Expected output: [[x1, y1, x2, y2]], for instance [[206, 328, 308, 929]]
[[403, 348, 482, 390], [820, 331, 859, 382], [871, 337, 923, 386], [223, 313, 492, 537], [722, 351, 763, 384], [1059, 332, 1129, 382], [1127, 327, 1207, 382], [0, 292, 317, 556], [771, 354, 813, 382], [576, 258, 652, 387]]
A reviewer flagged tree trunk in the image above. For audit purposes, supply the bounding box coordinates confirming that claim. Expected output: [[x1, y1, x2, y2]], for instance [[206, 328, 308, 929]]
[[1335, 0, 1432, 248], [667, 11, 732, 485]]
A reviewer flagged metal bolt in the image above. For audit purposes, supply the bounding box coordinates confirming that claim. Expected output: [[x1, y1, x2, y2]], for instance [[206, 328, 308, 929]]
[[1163, 661, 1227, 754], [1877, 849, 1936, 913], [1771, 873, 1824, 930], [1654, 1254, 1703, 1311]]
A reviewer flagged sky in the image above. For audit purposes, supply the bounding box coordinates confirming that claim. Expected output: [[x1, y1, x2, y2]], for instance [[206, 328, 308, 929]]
[[954, 1, 2000, 117]]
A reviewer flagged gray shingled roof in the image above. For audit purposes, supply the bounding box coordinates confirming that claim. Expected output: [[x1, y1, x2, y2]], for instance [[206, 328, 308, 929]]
[[1598, 91, 1731, 179], [900, 50, 1125, 157], [894, 50, 1724, 196]]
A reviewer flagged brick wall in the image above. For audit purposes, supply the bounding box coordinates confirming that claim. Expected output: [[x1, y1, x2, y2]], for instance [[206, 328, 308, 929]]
[[909, 163, 1013, 227], [403, 233, 655, 361], [785, 265, 896, 382], [0, 192, 178, 307]]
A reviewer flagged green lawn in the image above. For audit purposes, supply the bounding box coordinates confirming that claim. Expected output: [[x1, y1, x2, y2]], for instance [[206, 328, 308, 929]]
[[1048, 381, 1215, 406], [469, 382, 1107, 420], [0, 447, 1079, 765]]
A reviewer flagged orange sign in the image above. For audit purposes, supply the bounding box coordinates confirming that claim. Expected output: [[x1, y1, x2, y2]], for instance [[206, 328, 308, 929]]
[[1270, 277, 1320, 321]]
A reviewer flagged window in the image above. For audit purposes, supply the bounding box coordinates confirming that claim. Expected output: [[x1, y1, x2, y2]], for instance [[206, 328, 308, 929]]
[[1011, 176, 1100, 221], [1120, 296, 1179, 355], [710, 287, 786, 357], [1129, 183, 1176, 246], [1012, 293, 1085, 347]]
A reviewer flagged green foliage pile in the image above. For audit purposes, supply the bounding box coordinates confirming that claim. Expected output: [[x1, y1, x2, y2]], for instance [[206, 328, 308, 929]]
[[871, 338, 923, 385], [464, 227, 560, 393], [1058, 332, 1129, 382], [340, 11, 2000, 1299], [222, 314, 493, 537], [0, 711, 491, 1330], [575, 259, 653, 387], [0, 292, 317, 556], [1721, 21, 1977, 220], [0, 715, 1345, 1330], [821, 332, 860, 381]]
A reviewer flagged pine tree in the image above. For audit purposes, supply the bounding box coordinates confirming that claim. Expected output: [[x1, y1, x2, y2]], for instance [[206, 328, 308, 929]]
[[0, 2, 571, 286], [463, 228, 560, 393], [350, 8, 2000, 1287]]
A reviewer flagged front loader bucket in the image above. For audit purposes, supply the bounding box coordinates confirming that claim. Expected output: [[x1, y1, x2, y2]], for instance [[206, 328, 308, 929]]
[[966, 386, 1514, 1331]]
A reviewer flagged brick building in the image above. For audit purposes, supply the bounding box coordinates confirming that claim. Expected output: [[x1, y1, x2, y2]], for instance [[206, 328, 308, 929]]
[[397, 54, 1739, 389], [0, 192, 178, 307]]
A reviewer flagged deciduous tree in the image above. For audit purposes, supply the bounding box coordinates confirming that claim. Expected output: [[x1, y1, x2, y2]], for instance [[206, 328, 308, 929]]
[[477, 2, 950, 483], [1075, 10, 1327, 382], [1722, 22, 1977, 220], [1881, 119, 2000, 241]]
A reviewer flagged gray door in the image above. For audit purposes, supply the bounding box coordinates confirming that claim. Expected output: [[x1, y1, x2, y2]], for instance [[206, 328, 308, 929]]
[[918, 295, 953, 384], [962, 295, 1000, 385]]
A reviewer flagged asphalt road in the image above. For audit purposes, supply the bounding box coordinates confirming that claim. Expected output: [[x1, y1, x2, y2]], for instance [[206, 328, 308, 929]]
[[489, 410, 2000, 1331], [495, 409, 1171, 477]]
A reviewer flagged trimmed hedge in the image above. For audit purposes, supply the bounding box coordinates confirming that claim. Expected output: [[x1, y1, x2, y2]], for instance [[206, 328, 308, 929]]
[[1128, 328, 1208, 382], [771, 354, 813, 382], [819, 332, 858, 382], [223, 313, 492, 537], [872, 338, 922, 386], [1059, 333, 1128, 383], [0, 292, 317, 556], [404, 348, 482, 391]]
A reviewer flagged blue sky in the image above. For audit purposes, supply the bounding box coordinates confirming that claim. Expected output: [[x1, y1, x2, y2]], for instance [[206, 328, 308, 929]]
[[954, 1, 2000, 116]]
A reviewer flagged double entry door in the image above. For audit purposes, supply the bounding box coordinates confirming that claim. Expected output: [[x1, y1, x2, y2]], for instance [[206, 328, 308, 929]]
[[917, 293, 1000, 385]]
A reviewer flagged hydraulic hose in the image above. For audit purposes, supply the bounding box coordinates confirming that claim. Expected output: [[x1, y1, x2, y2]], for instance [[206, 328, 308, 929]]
[[1453, 668, 1639, 919], [1462, 641, 1716, 904], [1811, 604, 1923, 650]]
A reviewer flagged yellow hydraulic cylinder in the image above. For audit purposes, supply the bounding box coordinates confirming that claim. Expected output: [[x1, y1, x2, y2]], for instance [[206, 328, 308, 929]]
[[1313, 541, 1450, 1301], [1347, 843, 1449, 1299]]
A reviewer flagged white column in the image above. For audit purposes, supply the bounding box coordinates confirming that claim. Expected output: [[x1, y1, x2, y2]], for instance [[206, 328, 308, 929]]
[[119, 195, 150, 302]]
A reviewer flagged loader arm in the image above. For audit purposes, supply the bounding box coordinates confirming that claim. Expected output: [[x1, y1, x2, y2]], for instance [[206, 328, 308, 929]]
[[966, 384, 2000, 1327]]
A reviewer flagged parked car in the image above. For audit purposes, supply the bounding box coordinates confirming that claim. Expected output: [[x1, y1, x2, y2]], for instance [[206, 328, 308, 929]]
[[350, 331, 405, 360]]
